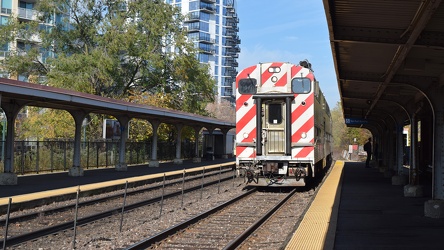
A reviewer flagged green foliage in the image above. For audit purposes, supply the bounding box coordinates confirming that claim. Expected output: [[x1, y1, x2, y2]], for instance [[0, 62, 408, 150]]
[[1, 0, 217, 141], [171, 55, 215, 114], [0, 16, 47, 80], [128, 119, 152, 142], [331, 101, 372, 152], [17, 107, 74, 140], [1, 0, 215, 102], [126, 92, 198, 142]]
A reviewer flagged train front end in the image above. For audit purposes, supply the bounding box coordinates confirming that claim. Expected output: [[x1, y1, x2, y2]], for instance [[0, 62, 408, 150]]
[[235, 61, 319, 187]]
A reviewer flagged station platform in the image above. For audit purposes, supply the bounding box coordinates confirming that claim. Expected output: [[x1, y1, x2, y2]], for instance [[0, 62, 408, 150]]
[[0, 158, 235, 211], [287, 160, 444, 250]]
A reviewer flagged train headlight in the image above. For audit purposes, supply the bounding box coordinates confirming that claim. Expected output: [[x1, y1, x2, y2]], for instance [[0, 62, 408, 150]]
[[271, 76, 278, 82], [301, 132, 307, 139], [243, 133, 249, 139]]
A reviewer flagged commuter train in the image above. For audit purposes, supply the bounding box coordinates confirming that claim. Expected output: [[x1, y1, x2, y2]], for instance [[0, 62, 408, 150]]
[[235, 61, 333, 186]]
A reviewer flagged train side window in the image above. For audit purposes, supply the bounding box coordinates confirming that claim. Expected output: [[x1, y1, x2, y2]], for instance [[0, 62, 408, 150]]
[[268, 104, 282, 124], [238, 78, 257, 94], [291, 78, 311, 94]]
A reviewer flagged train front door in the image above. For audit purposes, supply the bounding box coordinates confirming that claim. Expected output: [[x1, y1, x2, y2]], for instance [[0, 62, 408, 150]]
[[263, 101, 286, 156]]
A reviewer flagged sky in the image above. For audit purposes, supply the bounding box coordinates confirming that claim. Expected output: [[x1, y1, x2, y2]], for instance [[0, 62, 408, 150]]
[[235, 0, 339, 109]]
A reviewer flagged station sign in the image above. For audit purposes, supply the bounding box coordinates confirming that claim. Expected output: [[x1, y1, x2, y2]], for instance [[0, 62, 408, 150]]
[[345, 118, 368, 125]]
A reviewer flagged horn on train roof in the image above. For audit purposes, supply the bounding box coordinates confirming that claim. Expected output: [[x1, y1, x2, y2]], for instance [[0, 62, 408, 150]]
[[299, 59, 313, 72]]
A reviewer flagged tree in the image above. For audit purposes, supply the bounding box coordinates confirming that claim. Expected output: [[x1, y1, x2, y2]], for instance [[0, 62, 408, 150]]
[[331, 101, 371, 155], [331, 101, 347, 152], [1, 0, 216, 140], [1, 0, 215, 105], [205, 99, 235, 123], [17, 107, 74, 140]]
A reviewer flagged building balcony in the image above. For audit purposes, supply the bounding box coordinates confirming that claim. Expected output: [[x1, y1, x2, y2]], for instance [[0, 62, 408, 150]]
[[184, 12, 200, 22], [199, 36, 215, 44], [226, 64, 238, 72], [224, 30, 237, 37], [201, 0, 216, 3], [231, 36, 241, 44], [226, 3, 234, 9], [18, 7, 42, 21], [186, 23, 200, 32], [226, 53, 237, 59], [225, 20, 236, 27], [221, 86, 233, 97], [199, 45, 215, 54], [226, 13, 238, 22], [200, 49, 215, 54], [225, 58, 239, 68], [226, 36, 241, 45], [200, 7, 216, 13], [223, 78, 234, 86], [225, 46, 238, 54], [200, 3, 216, 13], [229, 61, 238, 68], [226, 39, 240, 47], [16, 31, 42, 43]]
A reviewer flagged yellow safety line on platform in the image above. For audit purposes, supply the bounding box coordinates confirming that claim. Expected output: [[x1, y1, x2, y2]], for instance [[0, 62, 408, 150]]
[[0, 162, 234, 206], [285, 160, 344, 250]]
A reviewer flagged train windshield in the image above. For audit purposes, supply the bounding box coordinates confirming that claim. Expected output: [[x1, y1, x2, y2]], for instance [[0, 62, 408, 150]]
[[238, 78, 257, 94], [291, 78, 311, 94]]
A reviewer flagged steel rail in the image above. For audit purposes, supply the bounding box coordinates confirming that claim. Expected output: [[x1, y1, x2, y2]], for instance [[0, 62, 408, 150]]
[[124, 188, 257, 250], [0, 167, 232, 225], [0, 175, 235, 248], [223, 188, 298, 250]]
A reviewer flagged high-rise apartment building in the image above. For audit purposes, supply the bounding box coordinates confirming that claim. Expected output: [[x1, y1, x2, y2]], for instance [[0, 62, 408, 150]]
[[167, 0, 240, 104], [0, 0, 61, 81]]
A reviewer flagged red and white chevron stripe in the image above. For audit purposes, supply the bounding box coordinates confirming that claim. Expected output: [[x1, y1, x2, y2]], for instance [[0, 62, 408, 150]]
[[290, 65, 315, 160], [236, 65, 257, 159], [236, 62, 315, 162]]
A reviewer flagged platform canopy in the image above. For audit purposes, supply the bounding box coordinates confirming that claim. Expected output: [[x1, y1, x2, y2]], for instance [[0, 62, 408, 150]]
[[323, 0, 444, 128], [0, 77, 234, 131]]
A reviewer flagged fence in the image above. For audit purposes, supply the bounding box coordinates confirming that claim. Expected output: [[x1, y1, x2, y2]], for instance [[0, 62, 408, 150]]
[[0, 140, 197, 175]]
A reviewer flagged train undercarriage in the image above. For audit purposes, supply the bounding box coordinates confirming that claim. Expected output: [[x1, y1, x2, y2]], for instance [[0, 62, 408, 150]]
[[238, 161, 312, 187], [238, 155, 332, 187]]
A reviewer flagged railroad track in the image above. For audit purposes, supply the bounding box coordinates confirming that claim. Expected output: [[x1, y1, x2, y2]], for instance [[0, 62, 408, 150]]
[[124, 165, 332, 250], [235, 188, 314, 249], [125, 188, 306, 250], [0, 167, 236, 248], [3, 165, 329, 249]]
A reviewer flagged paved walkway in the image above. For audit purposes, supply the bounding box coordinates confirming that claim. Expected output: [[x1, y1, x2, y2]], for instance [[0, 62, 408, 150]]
[[333, 161, 444, 250], [0, 158, 235, 198]]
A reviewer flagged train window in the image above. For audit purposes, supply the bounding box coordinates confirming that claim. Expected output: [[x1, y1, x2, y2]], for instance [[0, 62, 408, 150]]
[[291, 78, 311, 94], [268, 104, 282, 124], [238, 78, 257, 94]]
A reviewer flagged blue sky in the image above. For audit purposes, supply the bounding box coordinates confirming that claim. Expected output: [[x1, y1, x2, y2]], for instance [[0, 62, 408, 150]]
[[236, 0, 339, 108]]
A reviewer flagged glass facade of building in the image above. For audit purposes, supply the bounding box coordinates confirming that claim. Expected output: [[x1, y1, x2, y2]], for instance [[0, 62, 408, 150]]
[[173, 0, 240, 104]]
